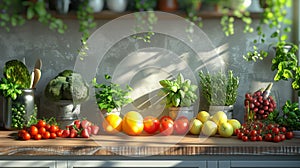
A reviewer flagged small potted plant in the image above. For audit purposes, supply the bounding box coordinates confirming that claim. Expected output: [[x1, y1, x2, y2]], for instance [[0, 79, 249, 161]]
[[198, 70, 239, 119], [44, 70, 89, 126], [159, 73, 198, 120], [92, 74, 133, 116], [0, 59, 36, 130]]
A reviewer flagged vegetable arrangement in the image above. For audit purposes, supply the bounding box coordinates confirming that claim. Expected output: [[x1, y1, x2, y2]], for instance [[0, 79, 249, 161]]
[[61, 119, 99, 138], [18, 118, 62, 140]]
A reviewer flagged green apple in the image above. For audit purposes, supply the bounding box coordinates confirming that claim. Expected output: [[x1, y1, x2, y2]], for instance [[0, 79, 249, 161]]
[[189, 118, 203, 135], [218, 122, 234, 137], [228, 119, 241, 134], [201, 120, 217, 137]]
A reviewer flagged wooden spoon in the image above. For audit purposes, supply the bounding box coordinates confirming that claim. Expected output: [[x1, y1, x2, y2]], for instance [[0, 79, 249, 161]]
[[32, 68, 41, 88]]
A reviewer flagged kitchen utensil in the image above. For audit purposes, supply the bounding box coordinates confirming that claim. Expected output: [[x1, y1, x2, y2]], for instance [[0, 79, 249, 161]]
[[31, 58, 42, 88]]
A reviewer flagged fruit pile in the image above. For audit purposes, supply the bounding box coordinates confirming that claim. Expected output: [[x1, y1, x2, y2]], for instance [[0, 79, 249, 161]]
[[244, 83, 276, 120], [102, 110, 240, 137], [60, 119, 99, 138], [189, 111, 241, 138], [236, 121, 294, 142], [18, 119, 62, 140]]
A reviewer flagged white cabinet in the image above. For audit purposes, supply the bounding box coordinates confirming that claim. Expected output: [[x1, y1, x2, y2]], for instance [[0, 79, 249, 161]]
[[0, 159, 300, 168], [0, 160, 56, 168]]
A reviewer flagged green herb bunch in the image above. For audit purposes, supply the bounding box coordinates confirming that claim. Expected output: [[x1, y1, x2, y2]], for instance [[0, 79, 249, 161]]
[[92, 74, 133, 113], [269, 100, 300, 131], [199, 70, 239, 106], [159, 73, 198, 107]]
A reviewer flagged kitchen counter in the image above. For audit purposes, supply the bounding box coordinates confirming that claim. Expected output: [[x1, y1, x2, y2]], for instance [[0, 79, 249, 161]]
[[0, 131, 299, 156]]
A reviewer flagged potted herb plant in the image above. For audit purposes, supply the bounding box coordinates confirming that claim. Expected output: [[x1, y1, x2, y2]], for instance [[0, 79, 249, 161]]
[[198, 70, 239, 119], [0, 59, 36, 130], [159, 73, 198, 120], [92, 74, 133, 116], [44, 70, 89, 127]]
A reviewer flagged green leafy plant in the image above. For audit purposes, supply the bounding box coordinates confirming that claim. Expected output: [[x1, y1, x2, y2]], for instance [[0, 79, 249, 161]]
[[0, 0, 26, 32], [243, 0, 292, 62], [159, 73, 198, 107], [44, 70, 89, 104], [24, 0, 67, 34], [271, 42, 300, 95], [269, 100, 300, 131], [0, 59, 31, 100], [220, 0, 253, 36], [199, 70, 239, 106], [92, 74, 133, 113], [132, 0, 157, 43], [76, 0, 96, 42]]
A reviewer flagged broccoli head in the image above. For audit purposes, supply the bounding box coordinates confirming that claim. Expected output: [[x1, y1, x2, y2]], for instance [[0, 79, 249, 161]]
[[44, 70, 89, 103]]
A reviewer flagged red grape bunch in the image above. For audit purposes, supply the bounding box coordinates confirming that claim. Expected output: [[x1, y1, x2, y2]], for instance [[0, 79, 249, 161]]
[[244, 83, 276, 120]]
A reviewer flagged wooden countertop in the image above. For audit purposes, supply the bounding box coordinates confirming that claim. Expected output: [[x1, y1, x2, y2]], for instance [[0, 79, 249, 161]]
[[0, 131, 299, 156]]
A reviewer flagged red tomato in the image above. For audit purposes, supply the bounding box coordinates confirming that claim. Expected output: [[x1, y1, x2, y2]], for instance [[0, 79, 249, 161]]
[[272, 127, 280, 135], [143, 116, 160, 134], [250, 130, 257, 137], [29, 125, 38, 136], [279, 134, 286, 141], [160, 116, 172, 122], [18, 130, 27, 138], [34, 134, 42, 140], [273, 135, 281, 143], [44, 124, 51, 131], [42, 131, 51, 139], [22, 132, 31, 140], [285, 131, 294, 139], [256, 135, 263, 141], [159, 116, 174, 136], [49, 125, 58, 133], [264, 133, 273, 141], [50, 132, 57, 139], [242, 136, 248, 142], [74, 120, 81, 129], [38, 127, 46, 135], [37, 120, 46, 128], [173, 116, 189, 135]]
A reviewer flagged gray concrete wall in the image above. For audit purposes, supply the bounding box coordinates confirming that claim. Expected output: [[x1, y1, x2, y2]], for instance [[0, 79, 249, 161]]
[[0, 13, 294, 125]]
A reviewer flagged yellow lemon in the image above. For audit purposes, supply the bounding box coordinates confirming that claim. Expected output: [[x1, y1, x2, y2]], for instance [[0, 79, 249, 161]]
[[211, 111, 227, 126], [102, 114, 122, 134], [196, 111, 210, 123], [122, 111, 144, 136]]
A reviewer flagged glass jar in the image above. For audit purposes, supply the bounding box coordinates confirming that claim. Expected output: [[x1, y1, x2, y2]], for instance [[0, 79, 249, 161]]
[[3, 89, 36, 130]]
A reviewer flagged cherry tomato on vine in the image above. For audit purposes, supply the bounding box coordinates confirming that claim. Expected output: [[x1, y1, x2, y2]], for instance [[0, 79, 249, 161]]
[[37, 120, 46, 128], [29, 125, 38, 136], [34, 134, 42, 140], [22, 132, 31, 140], [42, 131, 51, 139]]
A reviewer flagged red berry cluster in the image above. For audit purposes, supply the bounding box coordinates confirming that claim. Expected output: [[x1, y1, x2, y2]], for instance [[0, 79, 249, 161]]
[[18, 119, 63, 140], [61, 119, 99, 138], [236, 121, 294, 142], [244, 90, 276, 120]]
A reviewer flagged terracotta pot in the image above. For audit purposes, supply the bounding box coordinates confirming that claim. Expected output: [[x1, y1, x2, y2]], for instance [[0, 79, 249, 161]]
[[157, 0, 178, 12]]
